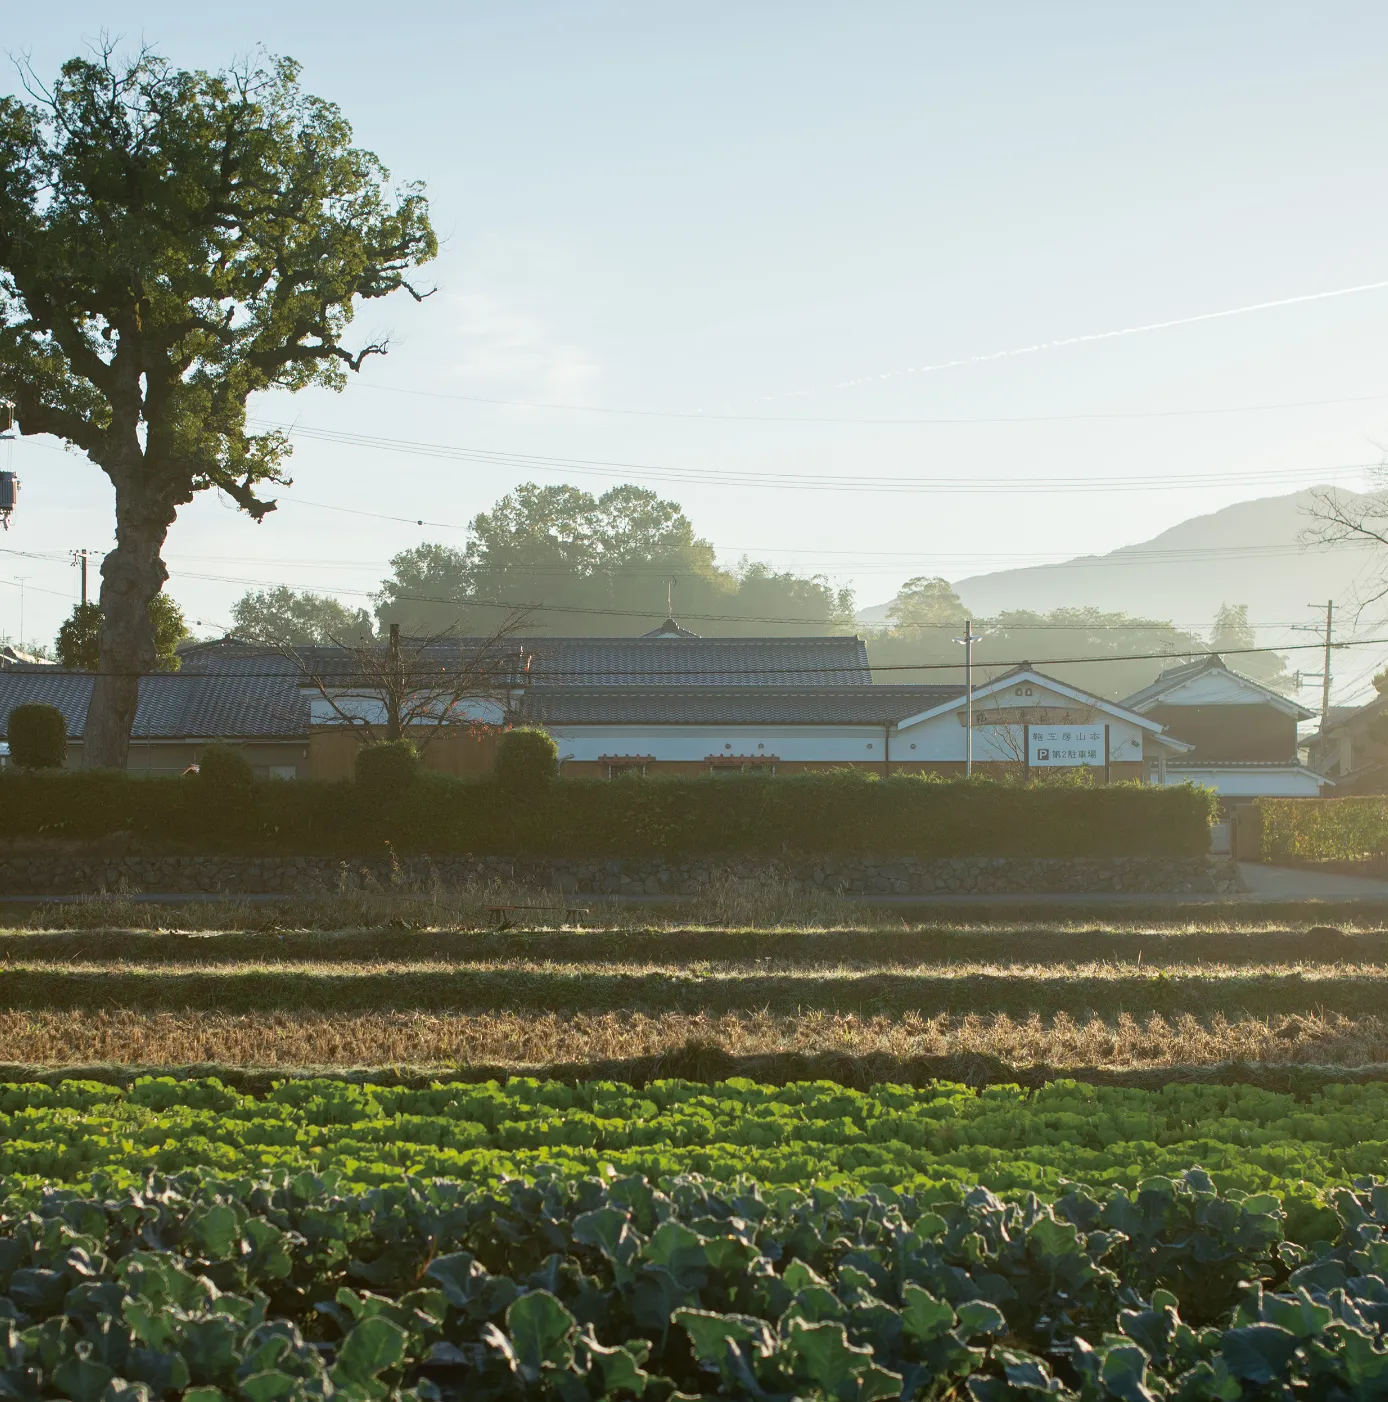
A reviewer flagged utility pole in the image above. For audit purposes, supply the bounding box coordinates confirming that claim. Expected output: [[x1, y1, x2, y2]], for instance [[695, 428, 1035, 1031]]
[[72, 549, 90, 606], [955, 619, 976, 778], [1317, 599, 1333, 733], [15, 577, 26, 650], [387, 623, 402, 742]]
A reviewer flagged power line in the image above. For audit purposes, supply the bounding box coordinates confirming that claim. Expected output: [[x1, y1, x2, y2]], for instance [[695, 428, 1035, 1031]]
[[256, 418, 1376, 495], [350, 379, 1388, 427], [19, 631, 1386, 682]]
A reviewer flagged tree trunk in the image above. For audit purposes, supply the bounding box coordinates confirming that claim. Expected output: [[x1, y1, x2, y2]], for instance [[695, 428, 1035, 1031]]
[[82, 483, 177, 770]]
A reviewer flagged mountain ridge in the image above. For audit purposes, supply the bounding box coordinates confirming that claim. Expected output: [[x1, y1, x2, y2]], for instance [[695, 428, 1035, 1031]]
[[857, 487, 1380, 636]]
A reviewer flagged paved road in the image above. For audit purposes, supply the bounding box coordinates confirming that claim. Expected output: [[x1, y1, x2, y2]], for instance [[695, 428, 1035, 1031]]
[[1237, 862, 1388, 899]]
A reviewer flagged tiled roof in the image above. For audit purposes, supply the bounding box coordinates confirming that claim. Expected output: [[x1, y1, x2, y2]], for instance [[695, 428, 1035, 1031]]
[[183, 635, 874, 688], [0, 667, 307, 740], [1120, 656, 1225, 711], [524, 685, 963, 725]]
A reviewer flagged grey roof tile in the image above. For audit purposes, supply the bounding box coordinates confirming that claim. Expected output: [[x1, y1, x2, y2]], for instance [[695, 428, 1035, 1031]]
[[182, 635, 874, 687], [0, 668, 307, 740], [525, 684, 962, 725]]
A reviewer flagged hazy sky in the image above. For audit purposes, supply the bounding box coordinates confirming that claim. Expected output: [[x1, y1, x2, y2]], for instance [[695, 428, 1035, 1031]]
[[7, 2, 1388, 683]]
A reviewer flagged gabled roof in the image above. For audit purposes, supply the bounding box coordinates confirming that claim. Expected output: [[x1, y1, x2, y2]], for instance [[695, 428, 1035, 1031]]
[[0, 668, 307, 740], [894, 667, 1167, 732], [185, 635, 874, 688], [525, 684, 963, 726], [1120, 654, 1315, 719]]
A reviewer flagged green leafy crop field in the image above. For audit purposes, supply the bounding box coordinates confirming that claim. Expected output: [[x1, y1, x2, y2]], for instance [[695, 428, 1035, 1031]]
[[3, 1076, 1386, 1241], [2, 908, 1388, 1397]]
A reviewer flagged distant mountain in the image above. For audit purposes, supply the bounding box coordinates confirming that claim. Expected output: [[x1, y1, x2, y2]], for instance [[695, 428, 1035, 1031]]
[[858, 487, 1381, 638]]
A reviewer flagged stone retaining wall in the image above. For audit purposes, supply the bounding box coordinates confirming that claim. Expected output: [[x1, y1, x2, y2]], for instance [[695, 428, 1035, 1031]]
[[0, 852, 1241, 896]]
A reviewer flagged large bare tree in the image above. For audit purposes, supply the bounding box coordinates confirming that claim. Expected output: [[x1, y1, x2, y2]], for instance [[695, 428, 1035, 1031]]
[[0, 47, 435, 766], [1306, 480, 1388, 608], [294, 617, 533, 752]]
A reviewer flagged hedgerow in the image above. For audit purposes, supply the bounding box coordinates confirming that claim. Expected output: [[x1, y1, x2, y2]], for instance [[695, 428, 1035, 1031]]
[[0, 769, 1217, 858], [1257, 795, 1388, 863], [1, 1162, 1387, 1400], [3, 1077, 1387, 1242]]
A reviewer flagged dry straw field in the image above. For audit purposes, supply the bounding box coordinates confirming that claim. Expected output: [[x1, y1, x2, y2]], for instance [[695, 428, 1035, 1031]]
[[0, 879, 1385, 1082]]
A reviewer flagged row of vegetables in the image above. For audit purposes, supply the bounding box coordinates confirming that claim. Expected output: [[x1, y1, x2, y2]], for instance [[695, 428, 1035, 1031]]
[[1, 1162, 1386, 1400], [2, 1077, 1387, 1243]]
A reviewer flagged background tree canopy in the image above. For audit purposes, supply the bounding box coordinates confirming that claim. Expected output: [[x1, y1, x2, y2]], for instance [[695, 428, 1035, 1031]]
[[230, 587, 374, 645], [55, 595, 188, 672], [371, 483, 855, 636], [228, 481, 1291, 696]]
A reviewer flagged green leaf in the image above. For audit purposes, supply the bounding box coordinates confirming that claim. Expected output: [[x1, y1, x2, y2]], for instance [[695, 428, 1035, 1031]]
[[239, 1369, 298, 1402], [674, 1309, 767, 1368], [51, 1355, 115, 1402], [955, 1300, 1007, 1340], [901, 1284, 956, 1343], [333, 1316, 407, 1386], [181, 1389, 227, 1402], [424, 1253, 486, 1308], [859, 1363, 906, 1402], [642, 1221, 708, 1286], [785, 1319, 872, 1395], [585, 1336, 650, 1397], [572, 1207, 642, 1267], [190, 1205, 241, 1261], [505, 1290, 576, 1381], [1099, 1343, 1159, 1402], [1221, 1325, 1300, 1386]]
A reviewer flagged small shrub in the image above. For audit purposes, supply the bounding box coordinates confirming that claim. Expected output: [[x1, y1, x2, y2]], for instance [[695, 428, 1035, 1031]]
[[355, 739, 419, 798], [495, 727, 558, 792], [6, 704, 67, 769], [197, 744, 253, 788]]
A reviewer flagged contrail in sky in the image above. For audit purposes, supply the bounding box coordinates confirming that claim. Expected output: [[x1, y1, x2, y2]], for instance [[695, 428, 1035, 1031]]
[[773, 277, 1388, 399]]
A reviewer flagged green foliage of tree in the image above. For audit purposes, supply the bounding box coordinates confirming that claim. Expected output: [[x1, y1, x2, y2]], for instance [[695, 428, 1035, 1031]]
[[1210, 602, 1291, 691], [887, 576, 966, 630], [0, 47, 436, 767], [867, 607, 1210, 700], [5, 702, 68, 768], [56, 596, 188, 672], [230, 586, 373, 645], [374, 482, 855, 636]]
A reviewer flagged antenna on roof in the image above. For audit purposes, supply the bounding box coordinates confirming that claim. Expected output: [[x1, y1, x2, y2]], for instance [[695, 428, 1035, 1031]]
[[667, 575, 676, 621]]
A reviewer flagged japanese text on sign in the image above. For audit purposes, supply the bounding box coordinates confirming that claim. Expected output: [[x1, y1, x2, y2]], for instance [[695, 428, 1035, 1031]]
[[1029, 725, 1106, 767]]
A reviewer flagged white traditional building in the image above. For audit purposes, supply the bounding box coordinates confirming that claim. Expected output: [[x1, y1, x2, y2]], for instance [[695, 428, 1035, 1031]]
[[1120, 655, 1329, 798]]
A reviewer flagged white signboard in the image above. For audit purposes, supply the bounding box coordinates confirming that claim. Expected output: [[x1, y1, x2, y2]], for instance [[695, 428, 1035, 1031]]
[[1029, 724, 1106, 767]]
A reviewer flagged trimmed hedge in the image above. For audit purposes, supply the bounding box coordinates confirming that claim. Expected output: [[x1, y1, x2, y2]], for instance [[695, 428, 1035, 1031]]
[[0, 769, 1216, 858], [1256, 795, 1388, 862], [5, 703, 67, 769]]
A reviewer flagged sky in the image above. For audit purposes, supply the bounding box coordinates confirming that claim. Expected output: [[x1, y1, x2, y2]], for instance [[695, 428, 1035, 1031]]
[[6, 2, 1388, 699]]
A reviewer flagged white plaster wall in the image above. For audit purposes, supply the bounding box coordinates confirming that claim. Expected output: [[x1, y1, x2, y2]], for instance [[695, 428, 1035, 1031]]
[[897, 682, 1151, 764], [307, 694, 506, 726], [1149, 670, 1306, 714], [545, 724, 891, 763], [1163, 767, 1327, 797]]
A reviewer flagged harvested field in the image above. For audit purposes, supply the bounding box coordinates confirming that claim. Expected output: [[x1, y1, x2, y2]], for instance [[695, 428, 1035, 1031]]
[[0, 959, 1383, 1019], [0, 1006, 1384, 1069], [0, 924, 1385, 967]]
